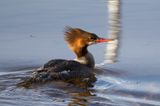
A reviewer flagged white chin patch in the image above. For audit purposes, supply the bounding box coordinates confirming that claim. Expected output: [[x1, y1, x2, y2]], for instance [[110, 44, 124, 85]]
[[88, 42, 95, 45]]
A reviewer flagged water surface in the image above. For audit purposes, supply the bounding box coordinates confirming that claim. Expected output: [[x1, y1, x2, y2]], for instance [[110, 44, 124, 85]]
[[0, 0, 160, 106]]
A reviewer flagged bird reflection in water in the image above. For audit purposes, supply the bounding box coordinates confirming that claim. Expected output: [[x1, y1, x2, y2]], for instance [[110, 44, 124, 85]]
[[68, 90, 92, 106]]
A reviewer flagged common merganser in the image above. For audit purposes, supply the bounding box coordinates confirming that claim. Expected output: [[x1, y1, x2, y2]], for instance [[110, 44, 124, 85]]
[[18, 27, 112, 87]]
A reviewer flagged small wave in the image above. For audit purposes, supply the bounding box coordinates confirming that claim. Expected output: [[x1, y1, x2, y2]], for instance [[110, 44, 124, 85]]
[[95, 75, 160, 94], [94, 75, 160, 106], [98, 93, 160, 106]]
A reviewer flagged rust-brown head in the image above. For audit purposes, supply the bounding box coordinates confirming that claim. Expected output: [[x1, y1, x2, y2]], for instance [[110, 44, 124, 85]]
[[64, 26, 112, 57]]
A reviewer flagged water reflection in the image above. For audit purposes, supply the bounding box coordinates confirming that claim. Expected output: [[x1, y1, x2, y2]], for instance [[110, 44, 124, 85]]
[[105, 0, 121, 63], [68, 90, 92, 106], [1, 65, 160, 106]]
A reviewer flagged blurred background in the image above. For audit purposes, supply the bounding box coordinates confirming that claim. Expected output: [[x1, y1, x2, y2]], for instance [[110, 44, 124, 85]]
[[0, 0, 160, 106]]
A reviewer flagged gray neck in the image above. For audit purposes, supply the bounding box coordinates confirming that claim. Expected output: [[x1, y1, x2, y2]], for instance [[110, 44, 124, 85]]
[[75, 52, 95, 68]]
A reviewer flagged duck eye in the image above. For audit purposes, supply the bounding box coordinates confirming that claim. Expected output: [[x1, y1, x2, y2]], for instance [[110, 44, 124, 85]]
[[90, 36, 95, 40]]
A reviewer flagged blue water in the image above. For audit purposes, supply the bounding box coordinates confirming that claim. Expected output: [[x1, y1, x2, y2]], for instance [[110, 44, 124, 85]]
[[0, 0, 160, 106]]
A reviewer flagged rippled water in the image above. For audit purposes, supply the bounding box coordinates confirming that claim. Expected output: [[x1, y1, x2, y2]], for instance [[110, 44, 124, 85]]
[[0, 0, 160, 106]]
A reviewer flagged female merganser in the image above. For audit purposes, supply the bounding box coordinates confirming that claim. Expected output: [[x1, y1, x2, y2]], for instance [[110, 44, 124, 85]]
[[18, 27, 112, 87]]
